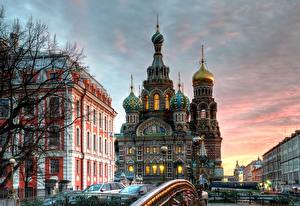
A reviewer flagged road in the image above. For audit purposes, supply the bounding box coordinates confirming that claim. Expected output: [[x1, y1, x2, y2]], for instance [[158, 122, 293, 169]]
[[209, 204, 262, 206]]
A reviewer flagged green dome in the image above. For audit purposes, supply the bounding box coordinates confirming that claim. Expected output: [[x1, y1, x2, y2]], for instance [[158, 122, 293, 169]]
[[170, 89, 189, 111], [151, 31, 164, 44], [123, 92, 140, 113]]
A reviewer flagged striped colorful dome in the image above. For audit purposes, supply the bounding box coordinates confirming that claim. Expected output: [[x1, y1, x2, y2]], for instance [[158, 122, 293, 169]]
[[170, 89, 189, 111], [123, 92, 140, 113], [151, 31, 164, 44]]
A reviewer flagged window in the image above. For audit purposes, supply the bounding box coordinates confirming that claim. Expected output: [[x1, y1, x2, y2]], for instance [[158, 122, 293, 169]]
[[0, 99, 9, 118], [105, 139, 107, 154], [104, 116, 107, 131], [152, 165, 157, 174], [50, 159, 59, 174], [76, 160, 80, 174], [93, 109, 96, 125], [99, 113, 102, 128], [176, 146, 182, 153], [49, 97, 60, 116], [200, 109, 206, 118], [25, 159, 33, 175], [154, 94, 160, 110], [87, 132, 90, 149], [105, 164, 108, 176], [23, 129, 34, 146], [76, 128, 80, 146], [128, 165, 134, 173], [177, 165, 183, 174], [128, 147, 133, 154], [24, 98, 35, 116], [48, 126, 60, 148], [49, 72, 58, 81], [159, 164, 164, 174], [146, 147, 150, 153], [94, 162, 97, 176], [86, 105, 90, 121], [165, 94, 170, 110], [99, 137, 102, 152], [93, 134, 97, 151], [87, 161, 90, 175], [25, 73, 35, 83], [145, 165, 150, 174], [153, 147, 157, 154], [99, 163, 102, 176], [145, 95, 149, 110], [76, 100, 80, 117]]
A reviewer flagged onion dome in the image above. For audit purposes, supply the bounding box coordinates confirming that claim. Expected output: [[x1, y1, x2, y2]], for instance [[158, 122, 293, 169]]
[[171, 73, 189, 111], [192, 45, 214, 85], [151, 30, 164, 44], [123, 75, 140, 113]]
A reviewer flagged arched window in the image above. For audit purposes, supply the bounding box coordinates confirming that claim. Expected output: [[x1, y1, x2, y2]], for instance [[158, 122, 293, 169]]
[[165, 94, 170, 110], [128, 165, 134, 173], [152, 164, 157, 174], [201, 109, 206, 118], [154, 94, 160, 110], [145, 95, 149, 110], [145, 165, 150, 174]]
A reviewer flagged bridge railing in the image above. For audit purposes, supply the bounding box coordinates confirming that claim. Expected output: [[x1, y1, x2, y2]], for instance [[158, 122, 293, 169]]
[[131, 179, 203, 206]]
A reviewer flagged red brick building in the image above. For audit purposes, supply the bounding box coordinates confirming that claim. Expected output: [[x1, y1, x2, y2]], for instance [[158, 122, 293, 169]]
[[0, 52, 116, 196]]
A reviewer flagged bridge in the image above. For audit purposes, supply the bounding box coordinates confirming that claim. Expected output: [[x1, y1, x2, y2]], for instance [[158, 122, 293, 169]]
[[131, 179, 205, 206]]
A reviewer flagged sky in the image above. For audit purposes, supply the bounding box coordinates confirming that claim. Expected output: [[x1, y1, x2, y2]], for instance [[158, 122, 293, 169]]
[[3, 0, 300, 175]]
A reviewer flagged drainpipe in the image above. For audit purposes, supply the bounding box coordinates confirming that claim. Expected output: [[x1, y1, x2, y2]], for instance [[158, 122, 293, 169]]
[[80, 88, 87, 190]]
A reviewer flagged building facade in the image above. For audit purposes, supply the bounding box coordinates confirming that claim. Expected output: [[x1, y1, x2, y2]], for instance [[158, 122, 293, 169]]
[[262, 130, 300, 191], [0, 41, 116, 196], [281, 131, 300, 190], [262, 142, 282, 190], [243, 158, 262, 182], [116, 23, 223, 184]]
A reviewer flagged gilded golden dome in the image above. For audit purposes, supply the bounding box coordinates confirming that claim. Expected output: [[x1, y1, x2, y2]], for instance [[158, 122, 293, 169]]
[[192, 62, 214, 85]]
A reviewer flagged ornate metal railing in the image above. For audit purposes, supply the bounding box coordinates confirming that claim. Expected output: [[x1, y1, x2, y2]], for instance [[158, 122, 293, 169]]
[[131, 179, 203, 206]]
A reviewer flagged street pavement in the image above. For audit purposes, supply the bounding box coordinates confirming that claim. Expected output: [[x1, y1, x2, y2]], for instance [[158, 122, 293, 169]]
[[209, 203, 262, 206]]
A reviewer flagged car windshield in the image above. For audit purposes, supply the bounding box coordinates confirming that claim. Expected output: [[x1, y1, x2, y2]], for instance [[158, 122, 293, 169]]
[[84, 184, 102, 192], [120, 185, 142, 194]]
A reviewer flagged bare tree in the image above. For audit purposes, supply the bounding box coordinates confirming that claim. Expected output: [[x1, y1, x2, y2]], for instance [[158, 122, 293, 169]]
[[0, 7, 84, 189]]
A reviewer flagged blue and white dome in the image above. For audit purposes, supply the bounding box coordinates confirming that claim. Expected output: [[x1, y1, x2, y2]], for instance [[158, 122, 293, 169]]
[[170, 89, 189, 111]]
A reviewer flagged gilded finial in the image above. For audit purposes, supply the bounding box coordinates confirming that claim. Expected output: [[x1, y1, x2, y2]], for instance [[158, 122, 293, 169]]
[[130, 74, 133, 92], [156, 13, 159, 32], [178, 72, 181, 90]]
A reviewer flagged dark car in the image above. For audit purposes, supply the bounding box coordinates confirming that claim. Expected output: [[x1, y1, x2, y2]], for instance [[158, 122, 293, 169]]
[[43, 191, 82, 206], [119, 184, 156, 202]]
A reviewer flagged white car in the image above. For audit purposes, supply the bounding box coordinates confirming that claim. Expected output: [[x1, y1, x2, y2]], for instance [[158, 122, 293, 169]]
[[83, 182, 125, 194]]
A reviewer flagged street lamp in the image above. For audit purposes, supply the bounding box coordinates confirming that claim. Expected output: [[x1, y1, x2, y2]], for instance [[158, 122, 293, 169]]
[[160, 146, 168, 182], [8, 158, 17, 199]]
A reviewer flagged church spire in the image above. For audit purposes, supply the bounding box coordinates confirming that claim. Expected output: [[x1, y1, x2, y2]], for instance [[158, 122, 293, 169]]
[[130, 74, 134, 92], [178, 72, 181, 90], [201, 44, 205, 64], [156, 13, 159, 32]]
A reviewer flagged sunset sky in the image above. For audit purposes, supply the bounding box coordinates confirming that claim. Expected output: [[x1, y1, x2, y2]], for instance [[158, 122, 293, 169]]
[[3, 0, 300, 175]]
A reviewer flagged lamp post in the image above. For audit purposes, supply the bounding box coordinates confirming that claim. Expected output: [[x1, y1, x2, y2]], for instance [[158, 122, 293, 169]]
[[8, 158, 17, 199], [160, 146, 168, 183]]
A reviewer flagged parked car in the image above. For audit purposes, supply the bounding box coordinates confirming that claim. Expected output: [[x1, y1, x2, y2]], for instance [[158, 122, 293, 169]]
[[83, 182, 125, 194], [118, 184, 156, 202], [43, 191, 82, 206]]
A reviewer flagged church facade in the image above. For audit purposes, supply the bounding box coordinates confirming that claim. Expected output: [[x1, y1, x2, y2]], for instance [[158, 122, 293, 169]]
[[116, 23, 223, 184]]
